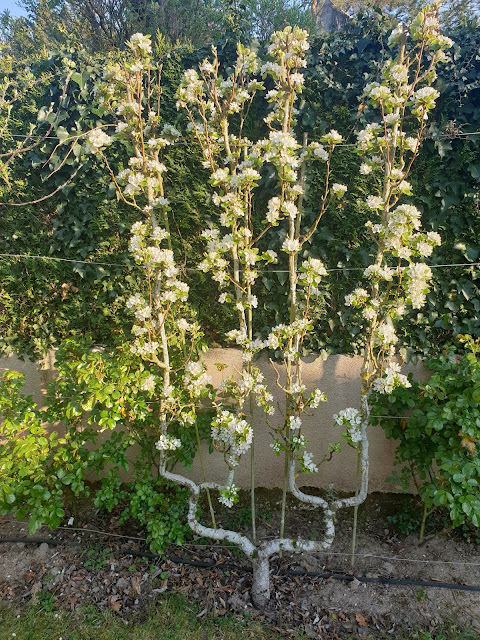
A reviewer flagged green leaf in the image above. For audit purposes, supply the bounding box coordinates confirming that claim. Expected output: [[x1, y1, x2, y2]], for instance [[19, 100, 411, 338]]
[[56, 126, 70, 142], [71, 71, 84, 88]]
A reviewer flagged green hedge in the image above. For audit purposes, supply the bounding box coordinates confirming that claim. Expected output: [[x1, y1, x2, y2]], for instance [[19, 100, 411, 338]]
[[1, 13, 479, 358]]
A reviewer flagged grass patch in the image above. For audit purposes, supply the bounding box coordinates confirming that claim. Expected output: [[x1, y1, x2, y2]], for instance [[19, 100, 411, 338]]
[[0, 593, 295, 640], [1, 592, 478, 640]]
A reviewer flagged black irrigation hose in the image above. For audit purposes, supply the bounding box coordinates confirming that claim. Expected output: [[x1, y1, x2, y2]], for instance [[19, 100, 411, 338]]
[[2, 536, 480, 594], [0, 537, 81, 546]]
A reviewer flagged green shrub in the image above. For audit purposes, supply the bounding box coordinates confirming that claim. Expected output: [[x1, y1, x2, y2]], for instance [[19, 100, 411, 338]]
[[372, 335, 480, 539], [0, 336, 212, 551]]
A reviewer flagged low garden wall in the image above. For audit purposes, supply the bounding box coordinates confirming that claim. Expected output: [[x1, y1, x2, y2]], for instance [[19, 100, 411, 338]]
[[0, 350, 426, 493]]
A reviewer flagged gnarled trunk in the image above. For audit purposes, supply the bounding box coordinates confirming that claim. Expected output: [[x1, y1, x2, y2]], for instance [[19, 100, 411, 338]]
[[251, 553, 271, 609]]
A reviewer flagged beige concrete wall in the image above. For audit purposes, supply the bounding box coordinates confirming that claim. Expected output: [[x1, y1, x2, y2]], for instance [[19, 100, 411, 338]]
[[0, 352, 56, 405], [0, 349, 426, 493]]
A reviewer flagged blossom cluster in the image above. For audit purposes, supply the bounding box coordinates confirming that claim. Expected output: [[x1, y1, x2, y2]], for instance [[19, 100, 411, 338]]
[[126, 221, 189, 358], [156, 433, 182, 451], [270, 417, 319, 474], [333, 408, 362, 449], [211, 410, 253, 468], [298, 257, 328, 287], [220, 365, 274, 415], [366, 204, 441, 261], [373, 362, 411, 394], [218, 483, 239, 508], [183, 360, 212, 398]]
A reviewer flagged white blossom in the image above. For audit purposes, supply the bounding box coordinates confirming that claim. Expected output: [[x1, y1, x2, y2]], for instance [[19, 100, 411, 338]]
[[282, 237, 300, 253], [332, 183, 347, 197], [366, 195, 384, 210], [219, 484, 239, 508], [156, 434, 181, 450], [289, 416, 302, 430], [85, 129, 112, 154], [333, 408, 362, 445], [322, 129, 343, 145], [373, 362, 411, 394], [129, 33, 152, 54], [360, 162, 372, 175], [141, 374, 156, 392], [300, 451, 318, 473]]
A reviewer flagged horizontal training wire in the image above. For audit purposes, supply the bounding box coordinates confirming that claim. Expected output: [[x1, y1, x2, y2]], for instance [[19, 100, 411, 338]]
[[298, 551, 480, 567], [4, 131, 480, 144], [17, 521, 480, 568], [0, 253, 479, 273], [0, 253, 130, 267], [55, 526, 146, 540]]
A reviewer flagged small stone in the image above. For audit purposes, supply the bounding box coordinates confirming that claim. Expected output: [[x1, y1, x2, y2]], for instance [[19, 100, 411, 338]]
[[228, 594, 246, 610], [35, 543, 49, 560], [116, 577, 129, 592], [349, 578, 361, 591], [382, 562, 395, 575]]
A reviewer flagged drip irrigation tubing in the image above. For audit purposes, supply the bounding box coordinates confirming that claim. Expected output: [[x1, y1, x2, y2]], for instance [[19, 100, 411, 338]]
[[2, 536, 480, 594]]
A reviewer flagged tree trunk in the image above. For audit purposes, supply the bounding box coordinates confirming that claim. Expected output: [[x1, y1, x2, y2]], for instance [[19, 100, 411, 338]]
[[251, 554, 271, 609]]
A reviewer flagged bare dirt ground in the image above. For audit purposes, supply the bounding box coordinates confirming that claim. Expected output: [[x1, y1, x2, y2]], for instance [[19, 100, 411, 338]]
[[1, 493, 480, 638]]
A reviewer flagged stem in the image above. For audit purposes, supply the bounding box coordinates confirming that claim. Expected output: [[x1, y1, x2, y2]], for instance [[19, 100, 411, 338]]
[[419, 500, 428, 543], [249, 388, 257, 545], [71, 492, 78, 523], [161, 461, 256, 558], [350, 449, 362, 567], [280, 437, 289, 540], [247, 290, 256, 544], [194, 421, 216, 530], [280, 245, 297, 540]]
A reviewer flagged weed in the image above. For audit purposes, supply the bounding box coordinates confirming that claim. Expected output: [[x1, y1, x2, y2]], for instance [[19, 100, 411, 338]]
[[415, 587, 427, 603], [224, 506, 252, 529], [83, 546, 112, 571], [260, 509, 272, 522], [34, 590, 55, 613], [387, 506, 421, 536]]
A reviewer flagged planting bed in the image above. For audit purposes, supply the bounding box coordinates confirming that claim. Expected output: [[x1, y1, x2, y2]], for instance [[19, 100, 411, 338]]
[[1, 492, 480, 638]]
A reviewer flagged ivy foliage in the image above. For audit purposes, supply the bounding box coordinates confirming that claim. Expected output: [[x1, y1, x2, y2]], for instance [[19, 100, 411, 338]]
[[0, 13, 479, 359], [371, 336, 480, 533], [295, 14, 480, 357]]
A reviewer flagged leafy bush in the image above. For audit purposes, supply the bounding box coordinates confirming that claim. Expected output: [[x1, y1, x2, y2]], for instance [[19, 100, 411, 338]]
[[372, 335, 480, 539], [0, 369, 93, 532], [0, 337, 212, 551]]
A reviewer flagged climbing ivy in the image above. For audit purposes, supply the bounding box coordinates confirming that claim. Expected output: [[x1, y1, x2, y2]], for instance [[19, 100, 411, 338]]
[[1, 13, 479, 359]]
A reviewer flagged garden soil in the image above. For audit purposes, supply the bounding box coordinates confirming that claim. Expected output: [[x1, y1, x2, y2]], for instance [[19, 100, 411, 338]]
[[1, 493, 480, 638]]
